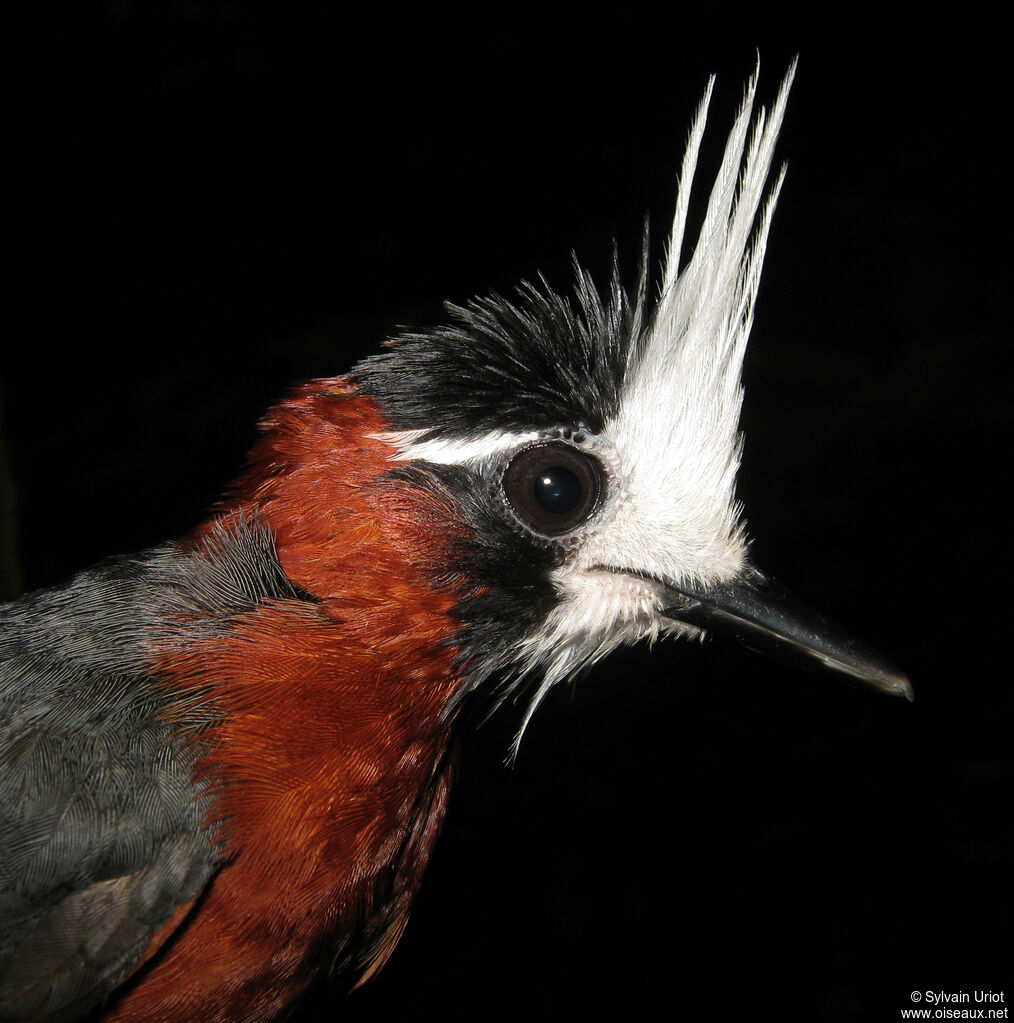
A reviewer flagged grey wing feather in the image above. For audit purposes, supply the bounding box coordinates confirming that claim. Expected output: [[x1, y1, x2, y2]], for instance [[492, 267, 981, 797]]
[[0, 516, 303, 1020], [0, 552, 220, 1022]]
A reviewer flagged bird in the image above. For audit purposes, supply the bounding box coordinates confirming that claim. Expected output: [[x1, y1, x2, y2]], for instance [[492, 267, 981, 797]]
[[0, 62, 910, 1023]]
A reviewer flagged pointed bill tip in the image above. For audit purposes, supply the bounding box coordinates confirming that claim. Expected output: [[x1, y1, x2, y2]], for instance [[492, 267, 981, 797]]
[[659, 569, 913, 702], [812, 647, 913, 702]]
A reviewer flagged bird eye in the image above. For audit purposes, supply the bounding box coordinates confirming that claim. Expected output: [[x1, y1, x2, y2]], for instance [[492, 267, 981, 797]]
[[502, 443, 604, 536]]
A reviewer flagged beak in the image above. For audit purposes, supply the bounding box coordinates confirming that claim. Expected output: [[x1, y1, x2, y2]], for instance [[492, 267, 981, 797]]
[[659, 569, 913, 701]]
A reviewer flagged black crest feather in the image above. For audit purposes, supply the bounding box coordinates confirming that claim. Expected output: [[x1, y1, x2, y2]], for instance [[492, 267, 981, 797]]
[[354, 248, 647, 438]]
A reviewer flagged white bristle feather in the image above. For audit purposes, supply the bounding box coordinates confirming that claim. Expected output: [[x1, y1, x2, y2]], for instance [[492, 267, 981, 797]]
[[515, 64, 798, 745]]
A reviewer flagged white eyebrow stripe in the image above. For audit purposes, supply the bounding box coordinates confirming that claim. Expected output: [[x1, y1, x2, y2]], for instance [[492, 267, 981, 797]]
[[373, 429, 543, 464]]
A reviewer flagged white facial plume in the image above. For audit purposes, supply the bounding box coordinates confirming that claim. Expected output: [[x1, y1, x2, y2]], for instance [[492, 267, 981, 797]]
[[503, 65, 797, 733], [591, 62, 796, 591]]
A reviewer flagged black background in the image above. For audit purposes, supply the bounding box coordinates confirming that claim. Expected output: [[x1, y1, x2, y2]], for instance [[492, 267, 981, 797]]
[[4, 6, 1010, 1021]]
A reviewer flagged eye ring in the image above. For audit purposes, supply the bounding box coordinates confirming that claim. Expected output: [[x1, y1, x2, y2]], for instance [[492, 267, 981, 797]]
[[501, 442, 604, 537]]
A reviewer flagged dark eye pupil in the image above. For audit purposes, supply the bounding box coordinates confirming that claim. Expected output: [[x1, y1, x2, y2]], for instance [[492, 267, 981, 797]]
[[501, 442, 604, 537], [534, 467, 581, 513]]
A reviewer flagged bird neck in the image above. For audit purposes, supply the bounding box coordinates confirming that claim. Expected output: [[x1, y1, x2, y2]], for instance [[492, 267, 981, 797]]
[[136, 380, 471, 1005]]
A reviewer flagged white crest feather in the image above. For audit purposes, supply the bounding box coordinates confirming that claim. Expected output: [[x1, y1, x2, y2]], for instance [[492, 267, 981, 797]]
[[583, 61, 796, 590], [509, 64, 798, 746]]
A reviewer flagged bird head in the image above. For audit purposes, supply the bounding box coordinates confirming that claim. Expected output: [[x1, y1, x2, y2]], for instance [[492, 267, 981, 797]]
[[223, 64, 908, 761], [340, 62, 911, 742]]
